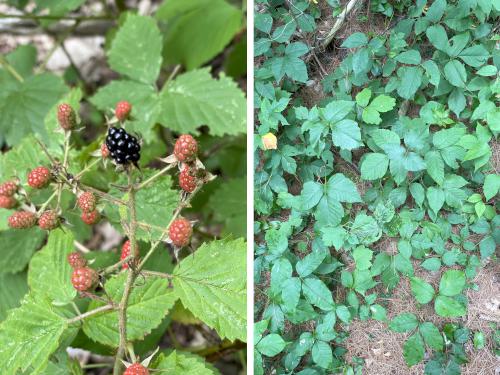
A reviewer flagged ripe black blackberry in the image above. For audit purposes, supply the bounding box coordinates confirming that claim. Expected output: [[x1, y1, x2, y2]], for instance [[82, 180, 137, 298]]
[[105, 127, 141, 166]]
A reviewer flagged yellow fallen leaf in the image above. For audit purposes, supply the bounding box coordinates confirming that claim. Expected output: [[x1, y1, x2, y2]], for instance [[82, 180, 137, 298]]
[[262, 133, 277, 150]]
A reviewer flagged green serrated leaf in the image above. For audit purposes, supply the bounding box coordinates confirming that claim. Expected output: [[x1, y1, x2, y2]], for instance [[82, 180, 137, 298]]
[[0, 296, 68, 374], [108, 13, 162, 84], [0, 272, 28, 321], [28, 229, 76, 305], [439, 270, 466, 296], [172, 238, 246, 341], [83, 274, 177, 346], [434, 295, 466, 317], [403, 333, 424, 366], [410, 277, 435, 304], [207, 177, 246, 237], [0, 73, 67, 145], [0, 227, 45, 275], [389, 313, 418, 332], [159, 69, 246, 136], [156, 0, 243, 70], [361, 153, 389, 180], [154, 350, 219, 374], [256, 334, 286, 356]]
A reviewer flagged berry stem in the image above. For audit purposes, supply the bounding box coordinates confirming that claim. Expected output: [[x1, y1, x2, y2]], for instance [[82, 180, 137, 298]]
[[66, 304, 114, 324], [56, 131, 72, 211], [34, 137, 57, 165], [137, 181, 207, 269], [37, 190, 58, 214], [136, 163, 176, 190], [0, 54, 24, 82], [141, 270, 173, 279], [75, 157, 101, 179], [74, 240, 92, 253], [113, 169, 138, 375]]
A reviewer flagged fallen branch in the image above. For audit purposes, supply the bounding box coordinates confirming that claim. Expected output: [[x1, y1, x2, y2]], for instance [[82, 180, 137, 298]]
[[321, 0, 365, 48]]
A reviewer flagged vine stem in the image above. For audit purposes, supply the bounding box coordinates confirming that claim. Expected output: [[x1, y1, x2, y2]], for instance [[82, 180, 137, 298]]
[[0, 54, 24, 82], [67, 304, 114, 324], [141, 270, 173, 279], [75, 158, 101, 179], [56, 131, 72, 211], [136, 163, 176, 190], [137, 181, 207, 270], [113, 170, 138, 375], [321, 0, 365, 48]]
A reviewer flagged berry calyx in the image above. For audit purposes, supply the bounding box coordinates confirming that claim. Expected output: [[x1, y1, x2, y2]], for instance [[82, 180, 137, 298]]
[[124, 363, 149, 375], [168, 217, 192, 247], [28, 167, 51, 189], [174, 134, 198, 162], [81, 210, 101, 225], [179, 166, 197, 193], [0, 180, 18, 196], [67, 252, 87, 268], [115, 101, 132, 122], [101, 143, 109, 158], [57, 103, 77, 130], [0, 195, 16, 209], [105, 127, 141, 165], [8, 211, 37, 229], [38, 210, 59, 230], [77, 192, 96, 213], [71, 267, 98, 292]]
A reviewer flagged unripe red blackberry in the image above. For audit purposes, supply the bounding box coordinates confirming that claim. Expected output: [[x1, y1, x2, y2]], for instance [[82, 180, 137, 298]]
[[57, 103, 76, 130], [115, 101, 132, 122], [101, 143, 109, 158], [77, 192, 96, 213], [67, 252, 87, 268], [8, 211, 37, 229], [71, 267, 98, 291], [179, 166, 197, 193], [0, 195, 16, 209], [28, 167, 51, 189], [174, 135, 198, 162], [81, 210, 100, 225], [124, 363, 149, 375], [121, 240, 139, 269], [38, 210, 59, 230], [168, 218, 192, 247], [0, 180, 18, 196]]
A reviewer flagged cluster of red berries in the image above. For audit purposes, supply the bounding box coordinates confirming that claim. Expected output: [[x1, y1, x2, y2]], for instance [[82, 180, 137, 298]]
[[0, 180, 18, 210], [77, 191, 101, 225], [2, 167, 62, 230], [174, 135, 199, 193], [67, 252, 98, 292]]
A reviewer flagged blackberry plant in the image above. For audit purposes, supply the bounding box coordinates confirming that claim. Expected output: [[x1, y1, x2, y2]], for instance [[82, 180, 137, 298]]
[[0, 1, 247, 374]]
